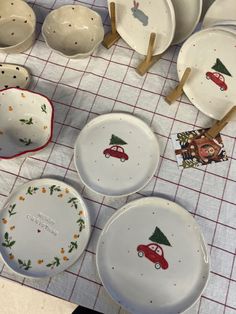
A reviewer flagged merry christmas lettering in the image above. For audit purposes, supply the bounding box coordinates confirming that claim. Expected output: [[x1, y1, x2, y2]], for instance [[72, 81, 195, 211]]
[[26, 212, 58, 236]]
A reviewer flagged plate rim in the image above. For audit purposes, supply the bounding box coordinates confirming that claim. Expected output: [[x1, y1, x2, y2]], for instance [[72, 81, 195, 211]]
[[96, 196, 210, 314], [74, 112, 160, 197], [0, 178, 91, 279]]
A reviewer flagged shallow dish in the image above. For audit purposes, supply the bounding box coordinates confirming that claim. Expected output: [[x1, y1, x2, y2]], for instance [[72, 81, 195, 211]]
[[171, 0, 202, 44], [0, 0, 36, 54], [0, 88, 53, 159], [0, 64, 30, 90], [42, 5, 104, 58], [202, 0, 236, 29], [74, 113, 160, 197], [96, 197, 210, 314], [108, 0, 175, 55], [0, 178, 91, 278], [177, 27, 236, 120]]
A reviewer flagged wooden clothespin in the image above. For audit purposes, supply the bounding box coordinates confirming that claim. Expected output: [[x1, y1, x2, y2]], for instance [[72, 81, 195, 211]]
[[103, 2, 120, 49], [165, 67, 191, 105], [205, 106, 236, 140], [136, 33, 162, 76]]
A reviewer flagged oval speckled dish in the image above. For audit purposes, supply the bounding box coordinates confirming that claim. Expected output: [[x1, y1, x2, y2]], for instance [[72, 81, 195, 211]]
[[0, 88, 54, 159], [177, 27, 236, 120], [0, 64, 30, 90], [96, 197, 210, 314], [42, 4, 104, 58], [0, 178, 91, 278], [74, 113, 160, 197]]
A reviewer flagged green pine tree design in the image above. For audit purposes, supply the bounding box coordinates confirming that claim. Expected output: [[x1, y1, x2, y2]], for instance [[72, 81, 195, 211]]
[[149, 227, 171, 246], [212, 58, 232, 77], [110, 134, 127, 145]]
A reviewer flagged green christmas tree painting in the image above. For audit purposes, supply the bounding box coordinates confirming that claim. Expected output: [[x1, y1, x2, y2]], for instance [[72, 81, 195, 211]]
[[149, 227, 171, 247], [109, 134, 127, 145], [212, 58, 232, 77]]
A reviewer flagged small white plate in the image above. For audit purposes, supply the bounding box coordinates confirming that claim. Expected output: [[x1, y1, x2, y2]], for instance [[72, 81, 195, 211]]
[[0, 64, 30, 90], [74, 113, 160, 197], [108, 0, 175, 55], [0, 179, 91, 278], [177, 27, 236, 120], [202, 0, 236, 29], [171, 0, 202, 44], [96, 197, 210, 314]]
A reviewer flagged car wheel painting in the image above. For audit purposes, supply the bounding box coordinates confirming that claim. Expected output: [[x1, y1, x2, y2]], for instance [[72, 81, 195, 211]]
[[155, 263, 161, 269], [138, 251, 144, 257]]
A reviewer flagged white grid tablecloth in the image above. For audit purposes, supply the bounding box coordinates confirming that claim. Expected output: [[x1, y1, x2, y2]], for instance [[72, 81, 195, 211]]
[[0, 0, 235, 313]]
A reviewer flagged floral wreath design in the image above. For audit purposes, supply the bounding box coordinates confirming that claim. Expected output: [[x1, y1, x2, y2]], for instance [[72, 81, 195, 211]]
[[1, 184, 86, 271]]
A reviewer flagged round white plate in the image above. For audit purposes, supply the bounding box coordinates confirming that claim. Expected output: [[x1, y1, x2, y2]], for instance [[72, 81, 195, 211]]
[[0, 179, 91, 278], [177, 27, 236, 120], [108, 0, 175, 55], [202, 0, 236, 29], [74, 113, 160, 197], [0, 64, 30, 90], [171, 0, 202, 44], [96, 197, 210, 314]]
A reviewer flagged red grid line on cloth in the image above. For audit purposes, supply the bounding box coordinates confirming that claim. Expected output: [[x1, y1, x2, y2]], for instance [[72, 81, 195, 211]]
[[223, 250, 236, 314]]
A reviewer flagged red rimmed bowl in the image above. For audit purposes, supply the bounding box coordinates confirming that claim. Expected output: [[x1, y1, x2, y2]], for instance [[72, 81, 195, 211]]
[[0, 88, 54, 159]]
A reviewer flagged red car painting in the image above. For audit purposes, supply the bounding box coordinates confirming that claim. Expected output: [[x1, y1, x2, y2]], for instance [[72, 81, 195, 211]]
[[137, 243, 169, 270], [206, 71, 227, 91], [103, 145, 129, 162]]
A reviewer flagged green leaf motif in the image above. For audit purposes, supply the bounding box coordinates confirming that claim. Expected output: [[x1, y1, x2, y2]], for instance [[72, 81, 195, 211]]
[[46, 257, 61, 269], [26, 186, 39, 195], [2, 232, 16, 248], [19, 117, 33, 125], [77, 218, 85, 232], [68, 197, 78, 209], [41, 104, 47, 113], [49, 185, 61, 195], [110, 134, 127, 145], [149, 227, 171, 247], [8, 204, 16, 217], [19, 138, 32, 146], [18, 259, 32, 270], [68, 241, 78, 253]]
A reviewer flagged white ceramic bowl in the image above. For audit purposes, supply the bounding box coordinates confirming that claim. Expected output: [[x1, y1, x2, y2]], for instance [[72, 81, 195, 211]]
[[0, 88, 54, 159], [0, 0, 36, 54], [42, 5, 104, 58]]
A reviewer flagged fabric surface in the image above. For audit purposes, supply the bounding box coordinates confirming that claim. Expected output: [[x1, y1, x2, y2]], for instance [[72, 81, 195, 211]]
[[0, 1, 235, 313]]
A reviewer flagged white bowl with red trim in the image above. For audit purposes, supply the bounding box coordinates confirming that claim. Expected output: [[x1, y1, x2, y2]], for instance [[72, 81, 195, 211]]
[[0, 88, 54, 159]]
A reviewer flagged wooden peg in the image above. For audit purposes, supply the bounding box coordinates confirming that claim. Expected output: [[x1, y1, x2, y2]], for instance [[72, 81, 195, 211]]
[[165, 67, 191, 105], [136, 33, 162, 76], [103, 2, 120, 49], [205, 106, 236, 140]]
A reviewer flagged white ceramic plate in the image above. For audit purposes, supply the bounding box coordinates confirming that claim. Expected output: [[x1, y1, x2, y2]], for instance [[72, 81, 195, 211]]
[[202, 0, 236, 29], [177, 27, 236, 120], [0, 88, 53, 159], [0, 179, 91, 278], [171, 0, 202, 44], [74, 113, 160, 197], [0, 64, 30, 90], [108, 0, 175, 55], [96, 197, 210, 314]]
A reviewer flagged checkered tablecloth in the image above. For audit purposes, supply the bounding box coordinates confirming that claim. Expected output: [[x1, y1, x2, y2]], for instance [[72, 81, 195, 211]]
[[0, 0, 235, 313]]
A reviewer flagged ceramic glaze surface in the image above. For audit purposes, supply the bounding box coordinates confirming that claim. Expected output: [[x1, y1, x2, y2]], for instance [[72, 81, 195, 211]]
[[202, 0, 236, 29], [171, 0, 202, 44], [0, 64, 30, 90], [42, 5, 104, 58], [0, 179, 91, 278], [74, 113, 160, 196], [96, 197, 210, 314], [177, 27, 236, 120], [0, 0, 36, 53], [108, 0, 175, 55], [0, 88, 53, 158]]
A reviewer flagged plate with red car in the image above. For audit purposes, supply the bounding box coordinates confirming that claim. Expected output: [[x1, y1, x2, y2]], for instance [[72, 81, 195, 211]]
[[74, 113, 160, 197], [177, 27, 236, 120], [96, 197, 210, 314]]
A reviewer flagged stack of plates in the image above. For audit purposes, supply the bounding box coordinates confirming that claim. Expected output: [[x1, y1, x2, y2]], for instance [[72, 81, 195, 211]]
[[177, 0, 236, 120], [107, 0, 203, 55]]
